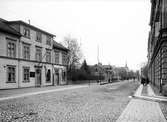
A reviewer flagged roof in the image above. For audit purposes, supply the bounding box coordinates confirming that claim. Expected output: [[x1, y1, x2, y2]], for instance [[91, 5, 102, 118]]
[[0, 19, 21, 37], [53, 41, 69, 52], [7, 20, 55, 37]]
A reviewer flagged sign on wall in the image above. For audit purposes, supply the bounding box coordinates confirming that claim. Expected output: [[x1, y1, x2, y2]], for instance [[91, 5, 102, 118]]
[[30, 72, 35, 77]]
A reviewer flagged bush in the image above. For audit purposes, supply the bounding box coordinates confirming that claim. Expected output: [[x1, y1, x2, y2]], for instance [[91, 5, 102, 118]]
[[68, 69, 104, 83]]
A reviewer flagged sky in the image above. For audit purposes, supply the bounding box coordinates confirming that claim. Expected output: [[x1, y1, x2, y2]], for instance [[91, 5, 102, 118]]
[[0, 0, 151, 70]]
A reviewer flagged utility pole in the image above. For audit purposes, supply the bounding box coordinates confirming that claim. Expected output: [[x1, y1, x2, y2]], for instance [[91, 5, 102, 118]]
[[97, 45, 99, 64], [97, 45, 101, 84]]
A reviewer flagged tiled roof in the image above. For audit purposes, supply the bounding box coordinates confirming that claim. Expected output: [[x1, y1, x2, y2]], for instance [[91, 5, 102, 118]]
[[7, 20, 55, 37], [53, 41, 69, 51], [0, 19, 21, 37]]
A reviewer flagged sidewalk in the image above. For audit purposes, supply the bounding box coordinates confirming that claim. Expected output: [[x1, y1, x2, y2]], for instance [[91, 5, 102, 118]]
[[0, 85, 89, 101], [116, 84, 167, 122], [0, 81, 125, 101]]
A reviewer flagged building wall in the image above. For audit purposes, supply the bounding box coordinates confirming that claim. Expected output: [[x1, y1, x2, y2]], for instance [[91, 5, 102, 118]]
[[19, 61, 35, 87], [0, 20, 68, 89], [0, 32, 20, 89], [53, 65, 67, 85], [148, 0, 167, 93], [0, 58, 19, 89], [19, 25, 53, 61], [0, 32, 19, 57], [161, 41, 167, 85], [42, 63, 53, 86]]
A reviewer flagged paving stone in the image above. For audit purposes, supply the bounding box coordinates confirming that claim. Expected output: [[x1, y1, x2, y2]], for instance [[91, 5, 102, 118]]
[[0, 81, 139, 122], [116, 84, 167, 122]]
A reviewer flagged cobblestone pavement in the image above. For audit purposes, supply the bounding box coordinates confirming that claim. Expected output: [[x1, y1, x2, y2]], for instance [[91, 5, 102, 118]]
[[150, 84, 167, 120], [0, 85, 88, 101], [0, 80, 139, 122], [116, 84, 167, 122], [0, 84, 89, 98]]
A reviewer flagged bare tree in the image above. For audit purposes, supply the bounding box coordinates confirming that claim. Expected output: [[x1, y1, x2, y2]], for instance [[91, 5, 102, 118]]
[[62, 36, 83, 80]]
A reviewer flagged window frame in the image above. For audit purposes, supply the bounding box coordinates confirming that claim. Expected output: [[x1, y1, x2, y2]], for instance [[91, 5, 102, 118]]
[[6, 65, 16, 83], [62, 51, 67, 65], [35, 47, 42, 61], [22, 43, 30, 60], [36, 31, 42, 42], [23, 27, 30, 38], [6, 38, 16, 58], [46, 36, 51, 46], [54, 50, 59, 64], [23, 67, 30, 83], [46, 49, 51, 63]]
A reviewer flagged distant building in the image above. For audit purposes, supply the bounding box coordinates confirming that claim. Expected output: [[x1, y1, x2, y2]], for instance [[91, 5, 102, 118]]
[[90, 63, 113, 82], [147, 0, 167, 92], [112, 66, 121, 80], [102, 65, 113, 82], [0, 18, 68, 89], [112, 63, 129, 80]]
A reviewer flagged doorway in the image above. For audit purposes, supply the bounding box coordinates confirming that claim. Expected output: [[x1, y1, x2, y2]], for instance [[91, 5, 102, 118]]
[[35, 68, 42, 87], [54, 69, 59, 85]]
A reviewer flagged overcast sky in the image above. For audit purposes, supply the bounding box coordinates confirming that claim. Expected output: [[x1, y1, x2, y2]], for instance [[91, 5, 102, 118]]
[[0, 0, 151, 70]]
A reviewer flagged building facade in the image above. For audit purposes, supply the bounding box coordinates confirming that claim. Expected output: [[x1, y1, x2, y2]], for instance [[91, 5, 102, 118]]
[[147, 0, 167, 92], [0, 18, 68, 89], [90, 63, 113, 82]]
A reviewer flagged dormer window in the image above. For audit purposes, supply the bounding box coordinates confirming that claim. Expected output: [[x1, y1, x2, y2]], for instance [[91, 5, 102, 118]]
[[46, 36, 51, 46], [23, 28, 30, 38], [36, 31, 42, 42]]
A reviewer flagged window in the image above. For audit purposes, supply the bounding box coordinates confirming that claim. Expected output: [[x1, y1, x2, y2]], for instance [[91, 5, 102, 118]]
[[55, 50, 59, 64], [7, 39, 16, 58], [23, 44, 30, 60], [62, 52, 67, 65], [36, 32, 42, 42], [46, 49, 51, 63], [23, 67, 30, 82], [46, 69, 51, 83], [46, 36, 51, 45], [23, 28, 30, 38], [7, 66, 16, 83], [36, 47, 42, 61]]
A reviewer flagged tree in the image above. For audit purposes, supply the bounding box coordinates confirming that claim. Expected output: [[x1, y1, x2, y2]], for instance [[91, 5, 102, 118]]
[[118, 68, 127, 80], [80, 60, 90, 74], [62, 36, 83, 80]]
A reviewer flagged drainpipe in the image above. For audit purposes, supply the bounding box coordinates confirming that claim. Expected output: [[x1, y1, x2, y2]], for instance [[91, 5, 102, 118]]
[[160, 0, 163, 93], [18, 38, 21, 88], [18, 24, 21, 88]]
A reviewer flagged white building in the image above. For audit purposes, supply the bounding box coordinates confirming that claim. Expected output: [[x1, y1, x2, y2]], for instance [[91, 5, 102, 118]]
[[0, 18, 68, 89]]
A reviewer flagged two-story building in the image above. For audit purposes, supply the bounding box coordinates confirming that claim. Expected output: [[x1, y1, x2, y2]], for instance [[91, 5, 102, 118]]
[[147, 0, 167, 93], [53, 41, 68, 85], [0, 18, 68, 89]]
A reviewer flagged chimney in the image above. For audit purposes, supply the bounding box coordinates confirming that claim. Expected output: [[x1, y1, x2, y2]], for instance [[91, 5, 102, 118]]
[[28, 19, 30, 25]]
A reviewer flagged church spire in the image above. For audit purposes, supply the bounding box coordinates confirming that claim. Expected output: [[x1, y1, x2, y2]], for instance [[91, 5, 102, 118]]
[[125, 61, 128, 68]]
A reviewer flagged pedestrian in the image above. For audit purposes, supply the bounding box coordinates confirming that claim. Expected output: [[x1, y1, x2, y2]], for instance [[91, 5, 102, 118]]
[[141, 77, 145, 86]]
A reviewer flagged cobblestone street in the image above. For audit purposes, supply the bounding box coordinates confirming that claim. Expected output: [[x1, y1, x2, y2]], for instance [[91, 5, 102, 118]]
[[0, 81, 138, 122]]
